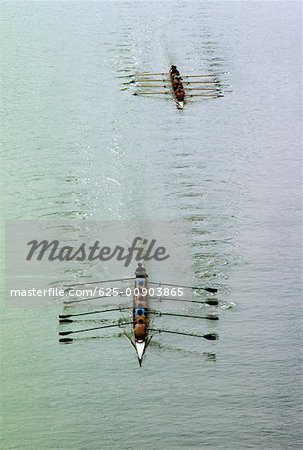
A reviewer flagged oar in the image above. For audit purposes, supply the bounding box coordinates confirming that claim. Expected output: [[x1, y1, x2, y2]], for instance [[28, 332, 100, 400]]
[[65, 277, 134, 289], [63, 293, 126, 305], [59, 306, 130, 319], [135, 84, 221, 91], [128, 79, 218, 84], [149, 311, 219, 320], [189, 93, 224, 98], [118, 72, 170, 78], [185, 87, 223, 92], [118, 72, 227, 78], [133, 92, 222, 98], [59, 333, 124, 344], [150, 329, 219, 340], [149, 281, 218, 293], [122, 79, 220, 85], [135, 87, 223, 94], [59, 318, 114, 324], [59, 321, 132, 336], [60, 312, 219, 324], [149, 297, 218, 306], [181, 72, 228, 77], [133, 91, 170, 96]]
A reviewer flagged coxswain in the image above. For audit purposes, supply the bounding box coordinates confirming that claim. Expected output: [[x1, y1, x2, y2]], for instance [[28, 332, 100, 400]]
[[135, 263, 147, 278], [175, 88, 185, 102]]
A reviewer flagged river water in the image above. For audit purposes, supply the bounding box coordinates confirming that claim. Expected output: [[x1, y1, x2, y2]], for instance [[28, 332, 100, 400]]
[[1, 1, 302, 449]]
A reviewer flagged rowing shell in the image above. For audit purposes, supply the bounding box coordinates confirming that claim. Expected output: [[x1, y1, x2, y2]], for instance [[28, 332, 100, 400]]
[[58, 264, 221, 365], [170, 69, 184, 110], [132, 264, 149, 364]]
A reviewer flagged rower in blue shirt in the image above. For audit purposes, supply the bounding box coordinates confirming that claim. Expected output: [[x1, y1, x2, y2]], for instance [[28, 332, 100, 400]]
[[135, 307, 145, 316]]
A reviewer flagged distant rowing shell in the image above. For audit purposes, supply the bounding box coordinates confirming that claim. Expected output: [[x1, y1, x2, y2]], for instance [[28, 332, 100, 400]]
[[170, 69, 185, 109]]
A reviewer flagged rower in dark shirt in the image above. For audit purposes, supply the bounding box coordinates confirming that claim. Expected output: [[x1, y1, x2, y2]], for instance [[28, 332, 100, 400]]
[[175, 87, 185, 102], [172, 76, 183, 90], [170, 65, 180, 78]]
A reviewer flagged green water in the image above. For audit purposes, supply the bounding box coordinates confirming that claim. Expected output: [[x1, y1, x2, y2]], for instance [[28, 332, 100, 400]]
[[1, 1, 302, 449]]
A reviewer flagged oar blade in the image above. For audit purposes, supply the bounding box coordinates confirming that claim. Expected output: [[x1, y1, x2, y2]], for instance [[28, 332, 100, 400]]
[[204, 287, 218, 293], [205, 299, 219, 306], [205, 315, 219, 321], [59, 338, 73, 343], [203, 333, 219, 341]]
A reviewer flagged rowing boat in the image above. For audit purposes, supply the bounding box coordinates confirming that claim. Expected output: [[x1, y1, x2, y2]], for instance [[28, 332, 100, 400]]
[[59, 265, 222, 365], [123, 69, 227, 108], [132, 263, 149, 364], [170, 69, 184, 109]]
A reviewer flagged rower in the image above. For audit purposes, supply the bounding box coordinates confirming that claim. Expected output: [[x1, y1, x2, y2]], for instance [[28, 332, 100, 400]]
[[134, 320, 146, 339], [134, 307, 147, 324], [135, 315, 147, 325], [170, 65, 180, 77], [172, 76, 183, 90], [134, 307, 146, 316], [175, 88, 185, 102]]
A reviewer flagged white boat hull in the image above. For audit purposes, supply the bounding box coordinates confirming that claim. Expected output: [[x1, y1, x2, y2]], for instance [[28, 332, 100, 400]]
[[176, 100, 184, 109], [135, 341, 146, 363]]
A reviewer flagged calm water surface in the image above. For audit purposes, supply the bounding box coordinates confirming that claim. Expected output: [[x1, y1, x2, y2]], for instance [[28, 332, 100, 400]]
[[1, 1, 302, 449]]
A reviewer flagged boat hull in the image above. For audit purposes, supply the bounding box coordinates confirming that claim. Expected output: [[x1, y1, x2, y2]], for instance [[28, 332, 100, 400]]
[[135, 341, 146, 364], [133, 264, 149, 365], [176, 100, 184, 109]]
